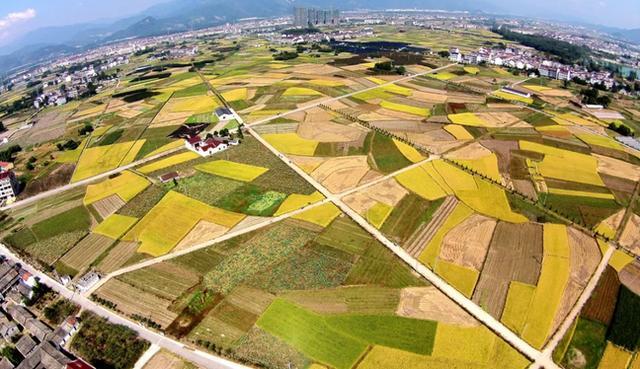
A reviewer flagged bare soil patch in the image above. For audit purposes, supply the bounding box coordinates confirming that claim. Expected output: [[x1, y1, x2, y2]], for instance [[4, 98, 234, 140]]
[[297, 121, 365, 143], [311, 156, 370, 193], [92, 194, 126, 219], [173, 221, 228, 252], [396, 286, 479, 327], [620, 214, 640, 255], [438, 214, 497, 271]]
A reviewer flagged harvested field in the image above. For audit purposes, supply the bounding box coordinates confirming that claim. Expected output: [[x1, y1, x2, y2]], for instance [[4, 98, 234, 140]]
[[619, 215, 640, 254], [173, 221, 228, 252], [344, 178, 407, 214], [406, 197, 459, 259], [143, 350, 201, 369], [311, 156, 371, 193], [96, 241, 140, 274], [619, 261, 640, 296], [60, 234, 114, 272], [552, 228, 601, 332], [472, 222, 543, 319], [94, 279, 177, 328], [396, 287, 479, 327], [83, 171, 150, 205], [297, 121, 365, 143], [594, 155, 640, 182], [582, 266, 621, 325], [289, 155, 326, 173], [438, 214, 496, 271], [91, 195, 126, 219]]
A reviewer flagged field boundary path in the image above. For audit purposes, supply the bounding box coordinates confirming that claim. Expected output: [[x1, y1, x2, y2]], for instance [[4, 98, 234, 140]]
[[0, 244, 251, 369], [133, 344, 161, 369]]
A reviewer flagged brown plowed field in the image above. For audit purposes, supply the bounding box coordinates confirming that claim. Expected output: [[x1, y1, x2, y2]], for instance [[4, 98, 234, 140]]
[[472, 222, 543, 318], [581, 266, 620, 325]]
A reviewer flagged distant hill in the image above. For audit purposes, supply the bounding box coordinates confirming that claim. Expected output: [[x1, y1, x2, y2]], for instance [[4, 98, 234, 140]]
[[615, 29, 640, 44]]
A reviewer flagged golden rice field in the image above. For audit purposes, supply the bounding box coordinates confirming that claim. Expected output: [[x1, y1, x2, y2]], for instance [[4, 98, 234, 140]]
[[448, 113, 488, 127], [366, 202, 393, 229], [492, 91, 533, 105], [221, 88, 248, 101], [137, 151, 200, 174], [72, 140, 145, 182], [56, 139, 87, 164], [93, 214, 139, 240], [143, 140, 184, 158], [520, 224, 570, 348], [420, 203, 474, 267], [84, 171, 150, 205], [274, 192, 325, 216], [395, 165, 448, 201], [282, 87, 322, 96], [444, 125, 474, 140], [292, 203, 341, 228], [392, 139, 424, 163], [433, 260, 479, 298], [501, 281, 536, 333], [195, 160, 269, 182], [380, 101, 430, 117], [262, 133, 319, 156], [124, 191, 245, 257]]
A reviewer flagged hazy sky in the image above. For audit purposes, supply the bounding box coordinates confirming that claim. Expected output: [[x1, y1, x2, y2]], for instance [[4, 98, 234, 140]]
[[0, 0, 638, 46]]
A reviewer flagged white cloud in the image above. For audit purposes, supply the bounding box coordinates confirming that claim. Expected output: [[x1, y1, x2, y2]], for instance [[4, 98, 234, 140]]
[[0, 8, 36, 30]]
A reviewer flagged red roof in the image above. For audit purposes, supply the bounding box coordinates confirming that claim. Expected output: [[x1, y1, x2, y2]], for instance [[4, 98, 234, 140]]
[[67, 360, 95, 369], [0, 162, 11, 168], [21, 272, 31, 281], [0, 171, 12, 180], [186, 135, 201, 144]]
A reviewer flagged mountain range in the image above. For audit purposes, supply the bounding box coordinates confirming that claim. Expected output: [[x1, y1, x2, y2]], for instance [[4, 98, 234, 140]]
[[0, 0, 638, 74]]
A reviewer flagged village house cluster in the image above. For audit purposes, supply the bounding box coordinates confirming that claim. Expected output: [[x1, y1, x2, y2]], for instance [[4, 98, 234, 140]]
[[0, 258, 93, 369], [449, 46, 617, 88]]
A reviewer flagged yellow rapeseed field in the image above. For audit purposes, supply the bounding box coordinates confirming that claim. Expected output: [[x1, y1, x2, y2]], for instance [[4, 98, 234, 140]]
[[493, 91, 533, 105], [195, 160, 268, 182], [84, 171, 150, 205]]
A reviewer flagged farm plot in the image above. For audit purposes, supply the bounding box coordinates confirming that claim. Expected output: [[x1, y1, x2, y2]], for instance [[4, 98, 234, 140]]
[[137, 151, 200, 174], [195, 160, 268, 182], [118, 262, 200, 301], [72, 140, 146, 182], [59, 233, 115, 274], [123, 191, 245, 257], [153, 96, 220, 126], [94, 279, 178, 328], [84, 171, 150, 205], [96, 241, 140, 274], [93, 214, 138, 239]]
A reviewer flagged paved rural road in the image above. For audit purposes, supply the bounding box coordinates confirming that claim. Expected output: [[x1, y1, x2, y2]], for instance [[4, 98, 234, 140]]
[[0, 244, 251, 369], [0, 146, 184, 212]]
